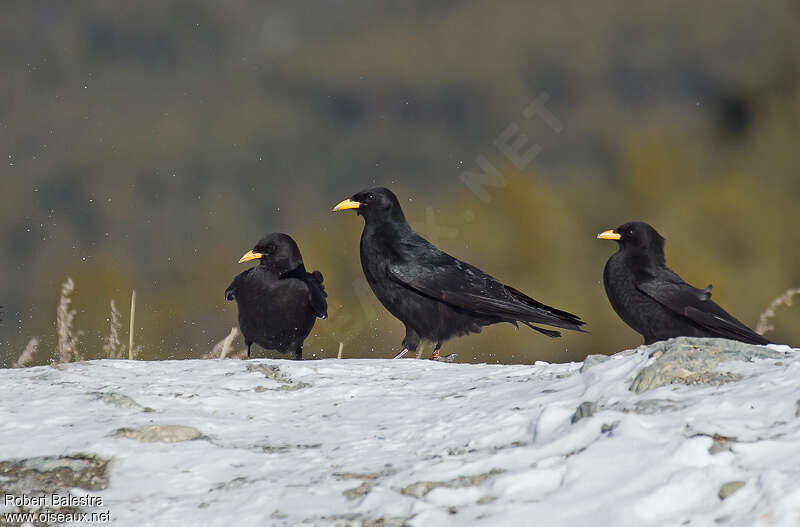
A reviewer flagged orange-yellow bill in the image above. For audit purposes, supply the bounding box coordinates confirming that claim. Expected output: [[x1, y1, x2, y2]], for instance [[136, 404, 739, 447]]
[[238, 250, 263, 263], [333, 198, 362, 212], [597, 230, 621, 240]]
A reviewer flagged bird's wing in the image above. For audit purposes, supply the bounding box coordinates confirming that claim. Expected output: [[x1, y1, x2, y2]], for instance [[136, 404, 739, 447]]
[[224, 269, 252, 301], [636, 268, 768, 344], [386, 243, 583, 331], [305, 270, 328, 319], [281, 266, 327, 319]]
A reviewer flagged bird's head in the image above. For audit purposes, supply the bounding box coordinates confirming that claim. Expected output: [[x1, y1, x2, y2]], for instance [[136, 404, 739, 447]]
[[332, 187, 406, 223], [238, 232, 304, 273], [597, 221, 666, 261]]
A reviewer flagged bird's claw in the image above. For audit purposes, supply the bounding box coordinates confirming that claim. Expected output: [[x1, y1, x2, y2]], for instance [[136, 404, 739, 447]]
[[433, 353, 457, 363]]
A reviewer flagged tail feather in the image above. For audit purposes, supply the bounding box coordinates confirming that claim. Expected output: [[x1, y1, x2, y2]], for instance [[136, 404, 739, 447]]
[[521, 321, 562, 338], [311, 270, 327, 297], [504, 285, 585, 332]]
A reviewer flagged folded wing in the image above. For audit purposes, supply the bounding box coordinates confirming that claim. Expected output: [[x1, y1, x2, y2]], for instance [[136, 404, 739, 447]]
[[306, 270, 328, 319], [387, 249, 584, 336], [636, 268, 769, 345]]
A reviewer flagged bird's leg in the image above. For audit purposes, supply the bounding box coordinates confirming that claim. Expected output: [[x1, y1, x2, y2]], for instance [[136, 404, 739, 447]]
[[394, 345, 424, 359], [397, 327, 421, 360], [247, 343, 252, 358], [394, 344, 424, 360], [432, 342, 457, 362], [289, 340, 303, 361], [393, 349, 410, 359]]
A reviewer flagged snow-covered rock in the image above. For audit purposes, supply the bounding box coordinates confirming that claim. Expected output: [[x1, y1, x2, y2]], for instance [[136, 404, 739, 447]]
[[0, 338, 798, 526]]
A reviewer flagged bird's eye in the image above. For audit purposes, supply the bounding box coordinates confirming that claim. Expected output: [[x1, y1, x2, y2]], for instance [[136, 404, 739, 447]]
[[368, 194, 375, 200]]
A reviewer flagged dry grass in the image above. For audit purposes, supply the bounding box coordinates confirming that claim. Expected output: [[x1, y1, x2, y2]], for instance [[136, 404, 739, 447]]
[[757, 288, 800, 335], [128, 290, 137, 360], [204, 327, 246, 359], [103, 299, 126, 359], [56, 277, 82, 363], [12, 279, 142, 368], [14, 337, 39, 368]]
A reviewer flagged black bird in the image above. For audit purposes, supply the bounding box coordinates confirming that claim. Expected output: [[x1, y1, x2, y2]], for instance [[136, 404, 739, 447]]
[[333, 187, 585, 360], [225, 233, 327, 359], [598, 221, 769, 345]]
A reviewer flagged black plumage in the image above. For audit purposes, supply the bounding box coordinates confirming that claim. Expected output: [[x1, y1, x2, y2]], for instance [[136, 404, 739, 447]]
[[225, 233, 327, 359], [333, 187, 585, 359], [598, 221, 769, 345]]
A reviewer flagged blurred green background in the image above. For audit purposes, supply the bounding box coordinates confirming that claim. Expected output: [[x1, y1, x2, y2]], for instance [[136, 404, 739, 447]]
[[2, 1, 798, 366]]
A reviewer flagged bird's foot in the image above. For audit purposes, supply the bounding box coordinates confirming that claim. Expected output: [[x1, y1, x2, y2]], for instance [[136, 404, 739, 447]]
[[393, 348, 410, 359], [433, 353, 457, 363], [430, 349, 457, 362]]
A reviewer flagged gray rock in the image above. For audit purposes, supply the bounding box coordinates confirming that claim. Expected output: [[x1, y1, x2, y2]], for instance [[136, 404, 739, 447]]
[[580, 355, 610, 373], [246, 363, 310, 390], [400, 469, 504, 498], [629, 399, 689, 415], [718, 480, 745, 500], [601, 421, 620, 433], [334, 517, 407, 527], [571, 401, 598, 423], [260, 443, 321, 454], [343, 481, 374, 500], [708, 434, 737, 455], [92, 391, 154, 412], [0, 453, 109, 512], [111, 424, 202, 443], [629, 337, 783, 393]]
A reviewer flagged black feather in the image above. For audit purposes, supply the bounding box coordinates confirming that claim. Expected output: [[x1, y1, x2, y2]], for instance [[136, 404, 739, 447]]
[[336, 187, 585, 354], [600, 221, 769, 346], [226, 233, 327, 359]]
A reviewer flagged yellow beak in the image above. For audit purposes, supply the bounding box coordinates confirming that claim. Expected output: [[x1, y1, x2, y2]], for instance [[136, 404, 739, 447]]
[[333, 198, 362, 212], [238, 250, 263, 263], [597, 230, 621, 241]]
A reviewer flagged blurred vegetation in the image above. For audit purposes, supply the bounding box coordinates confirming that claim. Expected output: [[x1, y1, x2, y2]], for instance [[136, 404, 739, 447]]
[[1, 1, 799, 366]]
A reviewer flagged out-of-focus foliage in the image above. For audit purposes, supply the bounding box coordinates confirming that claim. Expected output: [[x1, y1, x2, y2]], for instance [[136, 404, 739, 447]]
[[1, 1, 798, 365]]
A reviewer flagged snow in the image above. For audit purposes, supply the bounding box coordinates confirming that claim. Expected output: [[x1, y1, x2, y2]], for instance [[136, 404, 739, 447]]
[[1, 345, 799, 526]]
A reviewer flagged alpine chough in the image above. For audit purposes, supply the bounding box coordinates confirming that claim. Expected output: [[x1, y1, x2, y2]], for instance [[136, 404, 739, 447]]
[[598, 221, 769, 345], [333, 187, 585, 360], [225, 233, 327, 359]]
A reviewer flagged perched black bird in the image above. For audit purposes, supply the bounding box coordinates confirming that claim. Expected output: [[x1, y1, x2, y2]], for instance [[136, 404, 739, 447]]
[[333, 187, 585, 360], [225, 233, 327, 359], [598, 221, 769, 345]]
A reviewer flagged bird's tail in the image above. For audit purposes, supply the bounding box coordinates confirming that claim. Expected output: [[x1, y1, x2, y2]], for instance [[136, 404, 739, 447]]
[[505, 285, 586, 333], [311, 270, 327, 298], [521, 321, 563, 338]]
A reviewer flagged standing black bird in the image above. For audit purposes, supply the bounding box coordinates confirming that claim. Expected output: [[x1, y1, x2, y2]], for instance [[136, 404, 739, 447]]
[[333, 187, 585, 360], [225, 233, 327, 359], [598, 221, 769, 345]]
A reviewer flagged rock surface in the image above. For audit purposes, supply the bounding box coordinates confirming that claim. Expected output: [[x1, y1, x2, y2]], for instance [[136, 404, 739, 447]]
[[0, 338, 796, 526], [0, 454, 110, 520], [110, 424, 203, 443], [629, 337, 786, 392]]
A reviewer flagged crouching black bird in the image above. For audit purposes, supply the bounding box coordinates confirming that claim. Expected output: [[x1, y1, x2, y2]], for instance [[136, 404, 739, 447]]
[[333, 187, 585, 360], [598, 221, 769, 345], [225, 233, 327, 359]]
